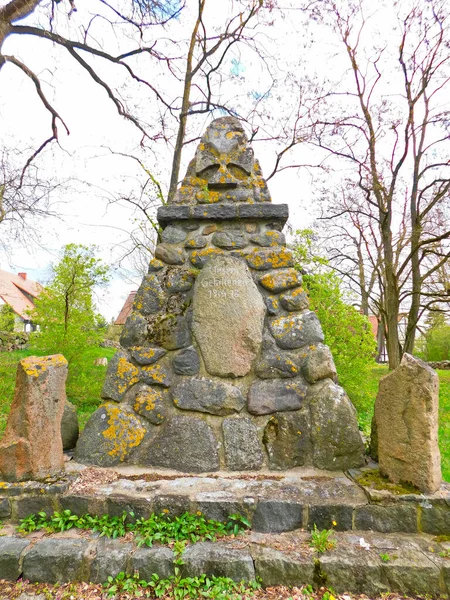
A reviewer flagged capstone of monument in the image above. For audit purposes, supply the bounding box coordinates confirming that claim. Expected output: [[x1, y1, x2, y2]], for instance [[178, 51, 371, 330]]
[[0, 355, 68, 482], [374, 353, 442, 493], [75, 116, 365, 472]]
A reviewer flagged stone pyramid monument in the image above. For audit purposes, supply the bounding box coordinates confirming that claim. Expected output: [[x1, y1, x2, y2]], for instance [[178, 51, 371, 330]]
[[75, 117, 365, 472]]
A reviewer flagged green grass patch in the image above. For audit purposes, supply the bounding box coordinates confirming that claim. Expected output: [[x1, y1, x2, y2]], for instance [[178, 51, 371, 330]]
[[0, 346, 116, 437]]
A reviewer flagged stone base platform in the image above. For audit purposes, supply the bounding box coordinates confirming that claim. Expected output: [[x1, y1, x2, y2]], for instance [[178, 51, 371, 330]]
[[1, 528, 450, 596], [1, 462, 449, 536]]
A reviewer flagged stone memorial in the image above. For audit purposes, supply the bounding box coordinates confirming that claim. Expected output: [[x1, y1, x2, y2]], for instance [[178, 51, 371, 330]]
[[75, 116, 365, 472], [0, 355, 68, 482], [374, 353, 442, 493]]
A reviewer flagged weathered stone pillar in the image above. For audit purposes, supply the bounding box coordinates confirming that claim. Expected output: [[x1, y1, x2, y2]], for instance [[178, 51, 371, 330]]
[[0, 355, 68, 482], [374, 353, 442, 493]]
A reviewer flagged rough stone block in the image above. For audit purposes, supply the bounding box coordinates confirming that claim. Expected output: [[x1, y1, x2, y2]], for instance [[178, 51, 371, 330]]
[[161, 226, 187, 244], [132, 546, 175, 580], [238, 203, 288, 223], [253, 546, 314, 587], [173, 378, 245, 416], [89, 538, 133, 583], [263, 411, 311, 470], [301, 343, 337, 384], [157, 205, 191, 225], [222, 418, 263, 470], [155, 244, 186, 265], [148, 314, 191, 350], [420, 504, 450, 535], [164, 268, 195, 294], [0, 497, 11, 518], [279, 286, 309, 312], [375, 353, 442, 494], [15, 495, 56, 520], [269, 311, 324, 350], [248, 379, 307, 415], [182, 542, 255, 582], [308, 504, 354, 531], [250, 231, 286, 247], [133, 386, 168, 425], [61, 400, 79, 451], [130, 346, 167, 366], [194, 492, 241, 522], [212, 231, 248, 249], [354, 504, 418, 533], [0, 537, 30, 581], [252, 501, 303, 533], [22, 538, 90, 583], [102, 351, 139, 402], [119, 313, 148, 348], [258, 268, 300, 293], [381, 548, 442, 597], [172, 346, 200, 375], [133, 274, 166, 315], [139, 363, 172, 388], [0, 355, 67, 482]]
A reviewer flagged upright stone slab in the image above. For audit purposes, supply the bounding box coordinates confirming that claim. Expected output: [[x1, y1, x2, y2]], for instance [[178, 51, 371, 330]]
[[0, 355, 68, 482], [78, 116, 364, 473], [374, 353, 442, 493]]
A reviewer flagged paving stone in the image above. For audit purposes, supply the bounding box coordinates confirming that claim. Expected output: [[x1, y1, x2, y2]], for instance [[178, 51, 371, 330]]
[[279, 286, 309, 312], [319, 545, 388, 596], [354, 504, 418, 533], [250, 231, 286, 247], [253, 546, 314, 587], [164, 268, 195, 293], [252, 501, 303, 533], [133, 274, 166, 315], [130, 346, 167, 366], [15, 495, 56, 520], [89, 538, 133, 583], [133, 387, 168, 425], [155, 244, 186, 265], [258, 268, 300, 293], [223, 418, 263, 470], [132, 546, 175, 580], [420, 504, 450, 534], [0, 536, 30, 581], [248, 379, 307, 415], [212, 231, 248, 249], [185, 236, 207, 249], [172, 346, 200, 375], [381, 548, 442, 597], [120, 313, 148, 348], [161, 226, 187, 244], [22, 538, 90, 583], [263, 411, 311, 469], [173, 378, 245, 416], [182, 542, 255, 582], [246, 247, 294, 271], [308, 504, 354, 531], [137, 416, 219, 473], [269, 311, 324, 350]]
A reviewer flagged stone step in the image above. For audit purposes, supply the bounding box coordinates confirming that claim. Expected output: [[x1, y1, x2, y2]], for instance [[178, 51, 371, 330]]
[[1, 464, 449, 536], [0, 529, 449, 597]]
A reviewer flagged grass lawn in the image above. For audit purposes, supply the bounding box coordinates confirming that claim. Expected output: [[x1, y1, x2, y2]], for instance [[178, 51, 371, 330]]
[[0, 346, 116, 436]]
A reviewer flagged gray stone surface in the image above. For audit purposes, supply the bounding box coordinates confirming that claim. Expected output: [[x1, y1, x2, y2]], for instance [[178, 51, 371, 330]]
[[223, 418, 263, 470], [148, 258, 165, 271], [173, 378, 245, 416], [61, 400, 79, 450], [269, 311, 324, 350], [212, 231, 248, 249], [264, 295, 280, 315], [279, 287, 308, 312], [258, 268, 300, 293], [375, 353, 442, 493], [0, 536, 30, 581], [22, 538, 89, 583], [238, 203, 288, 222], [74, 403, 147, 467], [246, 247, 294, 271], [250, 231, 286, 247], [148, 314, 191, 350], [172, 346, 200, 375], [185, 235, 207, 249], [89, 538, 133, 583], [164, 268, 195, 293], [252, 501, 303, 533], [354, 504, 418, 533], [0, 497, 10, 518], [137, 416, 219, 472], [130, 345, 167, 365], [120, 313, 148, 348], [255, 342, 300, 379], [132, 546, 175, 580], [192, 255, 266, 377], [308, 504, 354, 531], [302, 343, 337, 384], [420, 504, 450, 535], [161, 226, 187, 244], [15, 496, 56, 520], [263, 411, 311, 469], [381, 548, 442, 597], [133, 274, 165, 315], [253, 546, 314, 587], [192, 205, 238, 220], [102, 351, 140, 402], [248, 379, 307, 415], [133, 386, 168, 425], [157, 205, 191, 224], [309, 379, 365, 470], [139, 362, 172, 388], [182, 542, 255, 582], [155, 244, 186, 265]]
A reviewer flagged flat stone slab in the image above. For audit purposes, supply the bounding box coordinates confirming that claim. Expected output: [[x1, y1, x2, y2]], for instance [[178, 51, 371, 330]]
[[1, 529, 449, 597]]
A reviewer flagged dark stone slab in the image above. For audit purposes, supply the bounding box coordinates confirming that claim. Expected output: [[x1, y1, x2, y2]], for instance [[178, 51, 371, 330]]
[[238, 203, 289, 223], [420, 504, 450, 535], [164, 268, 195, 294], [248, 379, 307, 415], [253, 546, 314, 587], [157, 205, 191, 225], [192, 205, 238, 220], [132, 546, 175, 580], [133, 274, 166, 315], [120, 314, 148, 349], [0, 536, 30, 581], [182, 542, 255, 582], [263, 411, 311, 470], [173, 378, 245, 416], [130, 346, 167, 366], [252, 500, 303, 533], [308, 504, 354, 531], [137, 416, 219, 473], [381, 548, 442, 597], [194, 493, 242, 522], [106, 495, 154, 520], [161, 226, 187, 244], [269, 311, 324, 350], [222, 417, 263, 470], [102, 351, 139, 402], [89, 538, 133, 583], [0, 497, 11, 518], [212, 231, 248, 249], [15, 495, 56, 520], [23, 538, 90, 583], [354, 504, 418, 533], [172, 346, 200, 375], [148, 314, 191, 350]]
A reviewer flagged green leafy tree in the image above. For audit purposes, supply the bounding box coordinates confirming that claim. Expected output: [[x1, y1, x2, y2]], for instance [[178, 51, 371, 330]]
[[292, 230, 377, 433], [416, 311, 450, 362], [30, 244, 109, 363], [0, 303, 15, 331]]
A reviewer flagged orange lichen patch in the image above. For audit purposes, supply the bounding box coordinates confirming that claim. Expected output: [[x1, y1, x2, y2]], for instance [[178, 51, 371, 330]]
[[21, 354, 67, 378], [246, 248, 294, 271], [134, 388, 159, 412], [141, 363, 169, 385], [190, 247, 224, 267], [115, 358, 139, 394], [101, 404, 146, 460], [259, 269, 300, 293]]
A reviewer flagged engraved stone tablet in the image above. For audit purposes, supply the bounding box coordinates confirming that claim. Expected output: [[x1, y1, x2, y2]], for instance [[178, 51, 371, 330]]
[[192, 255, 266, 377]]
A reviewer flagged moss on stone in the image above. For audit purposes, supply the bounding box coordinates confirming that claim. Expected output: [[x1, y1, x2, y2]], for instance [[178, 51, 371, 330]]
[[356, 469, 421, 495]]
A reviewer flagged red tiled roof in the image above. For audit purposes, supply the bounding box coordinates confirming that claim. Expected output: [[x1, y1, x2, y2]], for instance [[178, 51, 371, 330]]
[[115, 291, 137, 325], [0, 270, 43, 320]]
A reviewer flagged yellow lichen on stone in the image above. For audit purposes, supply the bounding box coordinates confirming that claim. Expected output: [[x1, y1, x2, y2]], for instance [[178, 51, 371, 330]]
[[116, 358, 139, 394], [21, 354, 67, 377], [101, 404, 145, 460], [141, 364, 167, 385]]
